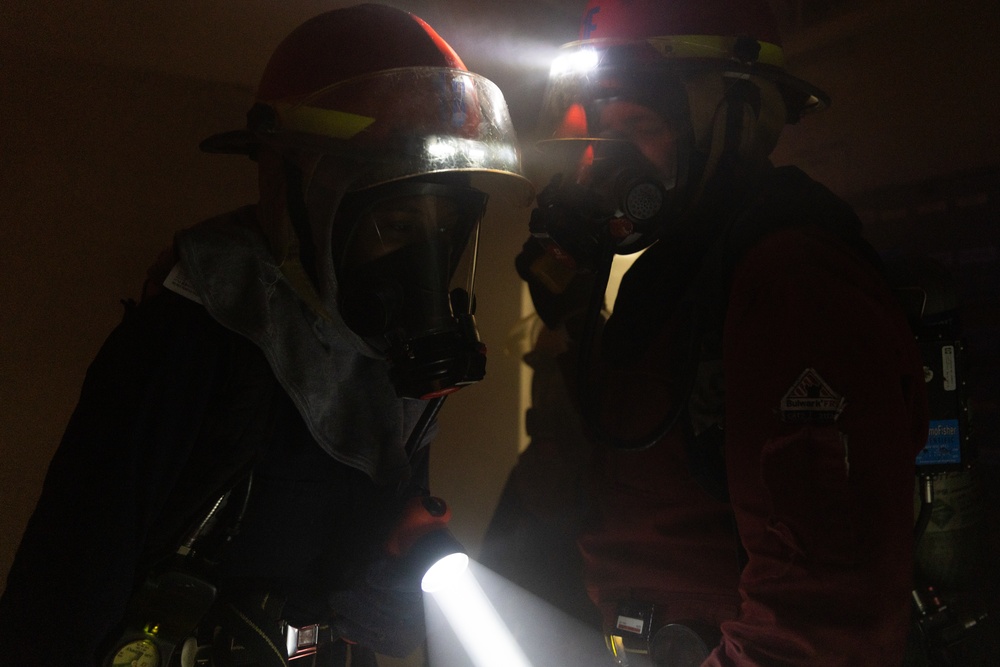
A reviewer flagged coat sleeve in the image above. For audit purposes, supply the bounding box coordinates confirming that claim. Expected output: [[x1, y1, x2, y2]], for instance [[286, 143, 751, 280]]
[[0, 294, 268, 667], [705, 228, 928, 667]]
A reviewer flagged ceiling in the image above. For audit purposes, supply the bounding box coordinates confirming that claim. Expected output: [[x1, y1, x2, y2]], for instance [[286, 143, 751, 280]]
[[3, 0, 889, 136]]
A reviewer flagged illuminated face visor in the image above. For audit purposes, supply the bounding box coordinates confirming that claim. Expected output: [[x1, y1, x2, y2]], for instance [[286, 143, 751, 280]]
[[257, 67, 532, 203]]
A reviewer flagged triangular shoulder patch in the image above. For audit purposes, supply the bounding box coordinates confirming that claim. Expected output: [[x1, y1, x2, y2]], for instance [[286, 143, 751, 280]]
[[779, 368, 845, 423]]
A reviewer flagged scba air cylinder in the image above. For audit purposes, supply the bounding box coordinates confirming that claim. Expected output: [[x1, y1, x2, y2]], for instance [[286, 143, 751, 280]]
[[914, 470, 987, 589]]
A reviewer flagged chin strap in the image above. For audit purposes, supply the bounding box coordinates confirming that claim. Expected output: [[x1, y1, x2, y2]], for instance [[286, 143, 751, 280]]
[[685, 77, 763, 213], [277, 159, 334, 321]]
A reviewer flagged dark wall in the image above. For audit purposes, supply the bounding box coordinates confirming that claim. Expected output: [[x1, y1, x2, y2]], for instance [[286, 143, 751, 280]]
[[772, 0, 1000, 196], [0, 57, 260, 591]]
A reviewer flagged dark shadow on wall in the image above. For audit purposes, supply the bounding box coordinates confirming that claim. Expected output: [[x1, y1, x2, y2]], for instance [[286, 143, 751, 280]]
[[0, 55, 257, 593]]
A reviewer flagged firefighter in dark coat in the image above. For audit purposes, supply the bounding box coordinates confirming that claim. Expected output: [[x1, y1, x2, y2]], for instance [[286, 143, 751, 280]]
[[0, 5, 531, 666], [480, 1, 929, 665]]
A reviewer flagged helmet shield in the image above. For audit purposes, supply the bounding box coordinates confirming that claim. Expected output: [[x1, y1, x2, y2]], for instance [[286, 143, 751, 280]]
[[207, 67, 532, 205]]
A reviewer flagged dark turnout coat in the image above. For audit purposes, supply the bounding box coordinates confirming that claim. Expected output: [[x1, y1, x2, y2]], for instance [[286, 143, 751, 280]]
[[0, 288, 427, 666], [483, 166, 929, 666]]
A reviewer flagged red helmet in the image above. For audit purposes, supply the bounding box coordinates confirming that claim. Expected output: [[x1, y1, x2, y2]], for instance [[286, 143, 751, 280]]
[[537, 0, 827, 156], [201, 4, 531, 202], [559, 0, 827, 122], [577, 0, 781, 45]]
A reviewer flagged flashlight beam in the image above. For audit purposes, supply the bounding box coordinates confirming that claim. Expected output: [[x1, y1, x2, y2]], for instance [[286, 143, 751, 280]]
[[427, 567, 534, 667]]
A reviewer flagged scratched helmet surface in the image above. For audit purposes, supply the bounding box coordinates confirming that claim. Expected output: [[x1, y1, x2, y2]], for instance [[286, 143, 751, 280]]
[[201, 3, 531, 200]]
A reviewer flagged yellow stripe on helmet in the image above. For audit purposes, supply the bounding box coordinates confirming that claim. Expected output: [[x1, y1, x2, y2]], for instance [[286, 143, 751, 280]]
[[272, 102, 376, 140], [645, 34, 786, 67]]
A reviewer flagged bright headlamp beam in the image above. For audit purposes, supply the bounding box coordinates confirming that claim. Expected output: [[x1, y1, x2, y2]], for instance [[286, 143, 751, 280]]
[[549, 48, 599, 77], [425, 560, 534, 667]]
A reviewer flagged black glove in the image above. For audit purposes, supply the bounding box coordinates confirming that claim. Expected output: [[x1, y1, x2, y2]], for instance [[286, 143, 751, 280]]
[[327, 553, 424, 658], [516, 236, 598, 331]]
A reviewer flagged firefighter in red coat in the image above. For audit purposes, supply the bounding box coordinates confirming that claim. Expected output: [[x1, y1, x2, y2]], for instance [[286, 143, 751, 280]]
[[480, 1, 929, 665]]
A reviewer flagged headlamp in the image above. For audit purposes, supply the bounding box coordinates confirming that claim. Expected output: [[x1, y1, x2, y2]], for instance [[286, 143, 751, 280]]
[[550, 47, 600, 77]]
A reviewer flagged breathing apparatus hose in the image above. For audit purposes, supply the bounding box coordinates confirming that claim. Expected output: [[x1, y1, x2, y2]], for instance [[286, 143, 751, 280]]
[[404, 396, 446, 460], [914, 473, 935, 543]]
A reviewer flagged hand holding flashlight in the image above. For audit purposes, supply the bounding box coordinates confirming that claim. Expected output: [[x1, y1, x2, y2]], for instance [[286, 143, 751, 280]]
[[327, 495, 466, 656]]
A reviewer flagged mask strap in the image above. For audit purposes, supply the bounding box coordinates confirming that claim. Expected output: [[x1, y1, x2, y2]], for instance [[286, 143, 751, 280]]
[[283, 159, 319, 287], [279, 158, 332, 320]]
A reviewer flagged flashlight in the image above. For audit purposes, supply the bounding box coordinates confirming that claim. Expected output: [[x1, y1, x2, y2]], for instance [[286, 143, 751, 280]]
[[416, 533, 470, 593], [388, 496, 534, 667], [387, 496, 468, 590]]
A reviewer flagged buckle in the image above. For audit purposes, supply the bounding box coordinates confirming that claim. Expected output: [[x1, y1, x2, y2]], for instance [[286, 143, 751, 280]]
[[285, 623, 322, 661]]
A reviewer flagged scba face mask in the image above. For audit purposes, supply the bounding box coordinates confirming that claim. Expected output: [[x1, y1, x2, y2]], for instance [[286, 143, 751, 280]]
[[530, 138, 674, 274], [532, 54, 694, 271], [334, 179, 490, 399]]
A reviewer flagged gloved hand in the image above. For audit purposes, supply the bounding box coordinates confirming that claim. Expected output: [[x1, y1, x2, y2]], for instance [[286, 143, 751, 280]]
[[327, 553, 424, 657], [328, 495, 457, 658], [515, 236, 599, 331]]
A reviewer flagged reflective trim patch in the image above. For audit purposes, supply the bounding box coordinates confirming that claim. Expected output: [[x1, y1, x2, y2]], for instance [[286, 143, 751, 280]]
[[616, 615, 645, 635], [780, 368, 845, 423]]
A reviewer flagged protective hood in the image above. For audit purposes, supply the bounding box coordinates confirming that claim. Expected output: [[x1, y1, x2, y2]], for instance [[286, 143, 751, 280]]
[[173, 206, 432, 486]]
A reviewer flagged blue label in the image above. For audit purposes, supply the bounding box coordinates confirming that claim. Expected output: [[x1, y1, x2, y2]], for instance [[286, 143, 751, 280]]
[[916, 419, 962, 465], [582, 7, 600, 39]]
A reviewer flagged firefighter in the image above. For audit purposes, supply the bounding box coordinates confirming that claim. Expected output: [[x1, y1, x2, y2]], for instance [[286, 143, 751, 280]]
[[480, 0, 929, 665], [0, 5, 530, 666]]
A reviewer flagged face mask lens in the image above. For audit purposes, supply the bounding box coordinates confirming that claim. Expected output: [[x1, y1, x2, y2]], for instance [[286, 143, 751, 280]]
[[345, 194, 471, 274], [335, 182, 489, 398], [588, 102, 678, 194]]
